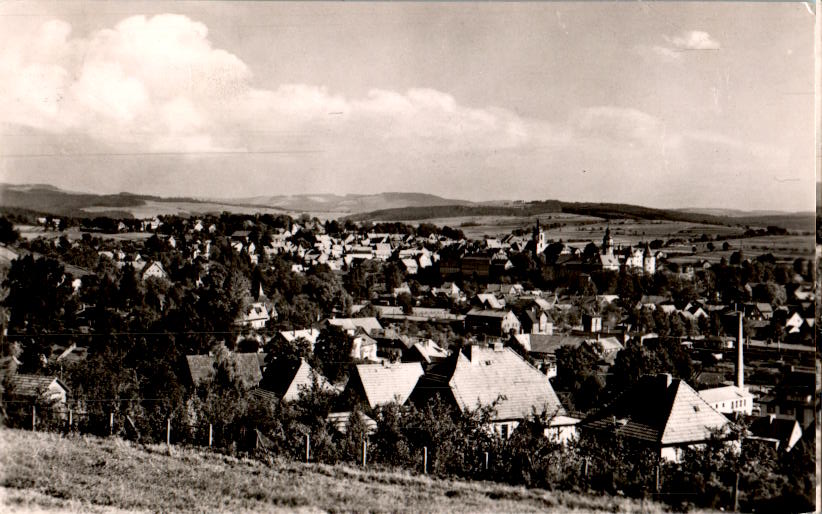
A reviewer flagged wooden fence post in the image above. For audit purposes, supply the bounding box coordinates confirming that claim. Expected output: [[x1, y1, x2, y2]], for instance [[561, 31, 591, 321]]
[[484, 451, 489, 471], [305, 434, 310, 463], [68, 409, 73, 430], [110, 412, 114, 436], [423, 446, 428, 475], [732, 471, 740, 512], [584, 457, 589, 478], [166, 419, 171, 452], [362, 439, 367, 468], [32, 405, 36, 431], [208, 423, 213, 447]]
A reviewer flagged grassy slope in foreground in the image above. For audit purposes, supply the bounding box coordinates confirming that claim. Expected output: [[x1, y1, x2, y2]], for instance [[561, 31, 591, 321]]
[[0, 429, 701, 514]]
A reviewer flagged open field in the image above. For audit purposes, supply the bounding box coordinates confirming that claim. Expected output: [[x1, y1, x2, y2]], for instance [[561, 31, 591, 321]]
[[399, 214, 603, 239], [0, 429, 699, 513], [81, 200, 286, 218], [15, 226, 153, 242], [541, 220, 745, 247], [667, 235, 815, 265]]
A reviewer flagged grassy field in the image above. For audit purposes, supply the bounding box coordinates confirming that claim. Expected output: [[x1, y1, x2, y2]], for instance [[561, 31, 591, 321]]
[[0, 429, 702, 513]]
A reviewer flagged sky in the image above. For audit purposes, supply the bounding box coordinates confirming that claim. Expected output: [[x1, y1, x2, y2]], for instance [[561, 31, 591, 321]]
[[0, 1, 816, 211]]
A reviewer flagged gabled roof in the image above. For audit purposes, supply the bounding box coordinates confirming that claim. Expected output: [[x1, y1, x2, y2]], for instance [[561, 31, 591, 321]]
[[581, 374, 730, 446], [351, 363, 424, 408], [278, 328, 321, 348], [6, 374, 69, 398], [418, 346, 565, 422], [327, 411, 377, 434], [262, 358, 332, 402], [475, 293, 504, 309]]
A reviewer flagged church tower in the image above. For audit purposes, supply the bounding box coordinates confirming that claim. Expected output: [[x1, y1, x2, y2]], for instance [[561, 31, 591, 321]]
[[642, 242, 656, 274], [602, 227, 614, 257]]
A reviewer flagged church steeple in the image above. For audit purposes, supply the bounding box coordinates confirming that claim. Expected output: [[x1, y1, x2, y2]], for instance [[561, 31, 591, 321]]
[[602, 227, 614, 257]]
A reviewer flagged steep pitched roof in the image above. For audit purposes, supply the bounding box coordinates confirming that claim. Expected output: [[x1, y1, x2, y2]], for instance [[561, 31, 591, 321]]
[[351, 362, 424, 408], [6, 374, 69, 398], [424, 346, 565, 421], [581, 374, 730, 446], [262, 358, 332, 401]]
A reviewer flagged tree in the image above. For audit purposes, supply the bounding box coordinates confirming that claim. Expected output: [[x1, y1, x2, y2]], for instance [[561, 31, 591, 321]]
[[554, 344, 604, 413], [0, 217, 19, 244], [396, 292, 415, 314], [313, 325, 353, 383]]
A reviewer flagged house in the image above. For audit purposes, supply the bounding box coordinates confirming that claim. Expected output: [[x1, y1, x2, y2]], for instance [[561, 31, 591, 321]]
[[327, 411, 378, 435], [235, 302, 270, 330], [141, 261, 167, 281], [343, 362, 424, 409], [326, 317, 382, 335], [581, 314, 602, 333], [465, 309, 521, 337], [3, 374, 69, 406], [277, 328, 322, 351], [474, 293, 504, 310], [412, 345, 577, 441], [260, 357, 334, 402], [185, 352, 263, 390], [698, 385, 754, 416], [401, 258, 419, 275], [432, 282, 462, 300], [747, 414, 803, 452], [403, 339, 449, 364], [518, 308, 552, 335], [350, 329, 379, 362], [580, 373, 731, 462]]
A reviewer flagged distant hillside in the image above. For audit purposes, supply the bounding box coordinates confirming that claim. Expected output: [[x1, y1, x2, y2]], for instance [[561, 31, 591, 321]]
[[228, 192, 473, 213], [0, 184, 468, 218], [0, 184, 282, 219], [0, 183, 811, 230], [349, 201, 813, 231]]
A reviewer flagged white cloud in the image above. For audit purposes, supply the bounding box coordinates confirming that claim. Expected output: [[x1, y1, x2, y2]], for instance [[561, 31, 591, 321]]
[[665, 30, 720, 51], [0, 14, 558, 157]]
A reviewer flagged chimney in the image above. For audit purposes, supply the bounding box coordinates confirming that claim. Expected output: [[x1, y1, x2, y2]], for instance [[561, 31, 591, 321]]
[[658, 373, 672, 388], [736, 312, 744, 390]]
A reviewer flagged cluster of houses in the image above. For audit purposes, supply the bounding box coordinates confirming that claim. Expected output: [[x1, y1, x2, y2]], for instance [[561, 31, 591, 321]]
[[2, 215, 816, 464]]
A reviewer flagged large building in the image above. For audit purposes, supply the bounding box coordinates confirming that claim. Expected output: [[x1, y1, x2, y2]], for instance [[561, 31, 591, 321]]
[[698, 312, 754, 416]]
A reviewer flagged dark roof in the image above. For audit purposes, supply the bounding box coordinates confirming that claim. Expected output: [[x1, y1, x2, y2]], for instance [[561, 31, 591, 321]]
[[581, 374, 730, 446], [6, 374, 69, 398], [261, 357, 332, 401], [748, 415, 801, 444]]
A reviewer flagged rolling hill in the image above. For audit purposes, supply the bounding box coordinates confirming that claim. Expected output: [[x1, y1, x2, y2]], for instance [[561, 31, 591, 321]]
[[0, 183, 812, 231], [347, 201, 814, 231]]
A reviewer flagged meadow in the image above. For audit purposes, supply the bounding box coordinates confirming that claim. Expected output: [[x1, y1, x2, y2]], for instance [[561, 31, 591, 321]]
[[0, 429, 700, 514]]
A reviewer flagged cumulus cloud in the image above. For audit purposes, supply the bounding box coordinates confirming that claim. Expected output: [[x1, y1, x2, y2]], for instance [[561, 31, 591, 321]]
[[0, 14, 556, 157], [665, 30, 720, 51]]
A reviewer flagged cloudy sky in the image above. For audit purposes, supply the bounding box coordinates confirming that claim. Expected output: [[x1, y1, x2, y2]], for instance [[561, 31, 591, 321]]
[[0, 1, 815, 211]]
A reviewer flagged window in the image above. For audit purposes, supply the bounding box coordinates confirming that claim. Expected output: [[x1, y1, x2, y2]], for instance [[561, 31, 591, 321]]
[[501, 424, 509, 439]]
